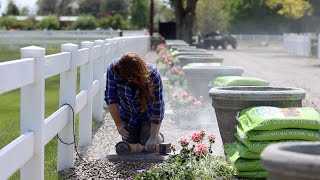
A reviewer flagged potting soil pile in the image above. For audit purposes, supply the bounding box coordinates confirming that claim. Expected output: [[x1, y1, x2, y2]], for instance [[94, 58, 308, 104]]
[[211, 76, 270, 87], [224, 106, 320, 179]]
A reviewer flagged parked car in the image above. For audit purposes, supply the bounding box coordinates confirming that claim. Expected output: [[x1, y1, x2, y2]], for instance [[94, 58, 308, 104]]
[[201, 31, 237, 49]]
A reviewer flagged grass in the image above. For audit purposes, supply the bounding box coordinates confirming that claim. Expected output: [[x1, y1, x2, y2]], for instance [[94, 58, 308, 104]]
[[0, 45, 95, 179]]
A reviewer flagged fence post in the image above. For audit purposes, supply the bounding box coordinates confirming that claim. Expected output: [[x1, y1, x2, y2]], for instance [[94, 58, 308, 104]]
[[20, 46, 45, 180], [58, 43, 78, 171], [78, 41, 94, 147], [93, 40, 106, 122]]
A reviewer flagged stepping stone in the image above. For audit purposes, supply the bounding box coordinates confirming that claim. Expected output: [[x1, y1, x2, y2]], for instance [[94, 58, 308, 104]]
[[107, 149, 175, 162]]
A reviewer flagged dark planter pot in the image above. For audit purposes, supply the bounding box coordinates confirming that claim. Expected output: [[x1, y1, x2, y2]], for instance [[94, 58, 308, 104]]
[[178, 55, 223, 67], [182, 66, 244, 98], [261, 142, 320, 180], [209, 86, 306, 144]]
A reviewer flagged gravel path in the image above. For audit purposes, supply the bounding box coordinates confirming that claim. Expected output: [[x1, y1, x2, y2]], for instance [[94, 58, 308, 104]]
[[60, 51, 223, 180]]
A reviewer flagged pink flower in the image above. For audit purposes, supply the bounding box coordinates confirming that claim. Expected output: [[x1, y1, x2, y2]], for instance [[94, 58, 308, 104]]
[[136, 169, 147, 173], [187, 95, 194, 102], [200, 130, 206, 138], [191, 132, 203, 143], [180, 91, 188, 98], [172, 92, 179, 98], [171, 66, 181, 75], [208, 133, 216, 143], [194, 142, 209, 156], [194, 101, 201, 108], [178, 136, 190, 147]]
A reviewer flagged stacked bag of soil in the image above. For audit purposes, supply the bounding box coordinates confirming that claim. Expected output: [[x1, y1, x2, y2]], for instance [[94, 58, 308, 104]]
[[224, 106, 320, 179]]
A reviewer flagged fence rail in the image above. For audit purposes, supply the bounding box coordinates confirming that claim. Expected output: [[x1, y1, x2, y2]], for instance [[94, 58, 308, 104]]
[[0, 35, 150, 180]]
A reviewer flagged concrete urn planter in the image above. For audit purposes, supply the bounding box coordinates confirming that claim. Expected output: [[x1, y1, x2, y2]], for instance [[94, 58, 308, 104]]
[[171, 46, 196, 51], [182, 66, 244, 98], [178, 55, 223, 67], [175, 51, 213, 57], [209, 86, 306, 144], [261, 142, 320, 180], [176, 48, 207, 52]]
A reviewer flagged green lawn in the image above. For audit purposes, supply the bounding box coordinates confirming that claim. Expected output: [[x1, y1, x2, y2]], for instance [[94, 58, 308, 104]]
[[0, 45, 93, 180]]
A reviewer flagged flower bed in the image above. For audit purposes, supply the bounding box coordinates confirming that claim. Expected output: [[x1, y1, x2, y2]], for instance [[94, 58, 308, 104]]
[[130, 131, 237, 179]]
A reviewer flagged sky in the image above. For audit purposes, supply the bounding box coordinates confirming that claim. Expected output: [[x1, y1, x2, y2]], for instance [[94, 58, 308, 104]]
[[0, 0, 37, 15]]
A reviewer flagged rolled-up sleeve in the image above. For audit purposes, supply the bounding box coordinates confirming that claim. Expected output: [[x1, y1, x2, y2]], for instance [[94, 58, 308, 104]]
[[150, 68, 165, 124], [105, 64, 119, 105]]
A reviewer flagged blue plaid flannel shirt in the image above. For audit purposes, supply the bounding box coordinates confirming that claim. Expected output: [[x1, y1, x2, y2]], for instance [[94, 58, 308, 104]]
[[105, 59, 165, 128]]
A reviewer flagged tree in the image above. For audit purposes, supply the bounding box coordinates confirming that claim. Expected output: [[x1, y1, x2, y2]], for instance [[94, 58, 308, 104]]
[[56, 0, 77, 16], [170, 0, 198, 43], [264, 0, 312, 19], [6, 0, 20, 15], [37, 0, 58, 15], [78, 0, 101, 17], [100, 0, 129, 17], [130, 0, 149, 28], [196, 0, 228, 34], [20, 7, 30, 15]]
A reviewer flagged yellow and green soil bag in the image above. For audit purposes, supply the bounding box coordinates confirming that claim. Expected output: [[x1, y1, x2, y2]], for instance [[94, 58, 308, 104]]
[[235, 133, 303, 153], [211, 76, 269, 87], [224, 142, 264, 172], [238, 106, 320, 132], [238, 171, 268, 179], [237, 124, 320, 141], [224, 142, 260, 160]]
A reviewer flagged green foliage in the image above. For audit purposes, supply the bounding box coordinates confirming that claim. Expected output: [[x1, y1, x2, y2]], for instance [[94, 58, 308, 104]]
[[72, 15, 98, 30], [154, 2, 175, 22], [0, 16, 17, 29], [79, 0, 101, 17], [264, 0, 312, 19], [37, 0, 58, 15], [101, 0, 129, 17], [196, 0, 229, 33], [20, 7, 29, 16], [37, 15, 60, 30], [132, 131, 236, 180], [99, 14, 128, 30], [6, 1, 20, 15], [56, 0, 75, 16], [130, 0, 148, 28]]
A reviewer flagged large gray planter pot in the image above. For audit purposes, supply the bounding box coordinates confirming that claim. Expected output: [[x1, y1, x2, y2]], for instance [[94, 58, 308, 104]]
[[176, 48, 207, 52], [261, 142, 320, 180], [182, 66, 244, 98], [209, 86, 306, 144], [179, 55, 223, 67], [166, 40, 189, 48], [174, 51, 213, 57], [171, 46, 196, 50]]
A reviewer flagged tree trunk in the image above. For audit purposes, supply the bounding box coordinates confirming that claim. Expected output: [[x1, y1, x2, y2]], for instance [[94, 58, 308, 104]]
[[173, 0, 197, 44], [149, 0, 154, 36]]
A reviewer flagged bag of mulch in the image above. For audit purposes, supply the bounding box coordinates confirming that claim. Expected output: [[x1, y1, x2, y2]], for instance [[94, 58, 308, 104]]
[[224, 142, 263, 172], [237, 124, 320, 141], [237, 106, 320, 132], [238, 171, 268, 179], [235, 133, 303, 153], [185, 62, 221, 67], [211, 76, 269, 87], [224, 142, 260, 160]]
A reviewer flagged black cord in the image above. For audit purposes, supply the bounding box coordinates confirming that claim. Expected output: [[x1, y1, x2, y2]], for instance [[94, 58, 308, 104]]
[[57, 103, 85, 163]]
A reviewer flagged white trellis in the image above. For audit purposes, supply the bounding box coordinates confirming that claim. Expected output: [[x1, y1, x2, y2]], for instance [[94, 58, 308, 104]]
[[283, 33, 312, 57], [0, 35, 150, 180]]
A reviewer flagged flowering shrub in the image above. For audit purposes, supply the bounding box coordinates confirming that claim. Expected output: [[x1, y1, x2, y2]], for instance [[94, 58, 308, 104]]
[[132, 131, 236, 180], [170, 91, 212, 124]]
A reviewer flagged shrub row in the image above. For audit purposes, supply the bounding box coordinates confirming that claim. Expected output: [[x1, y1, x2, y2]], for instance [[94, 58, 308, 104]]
[[0, 14, 130, 30]]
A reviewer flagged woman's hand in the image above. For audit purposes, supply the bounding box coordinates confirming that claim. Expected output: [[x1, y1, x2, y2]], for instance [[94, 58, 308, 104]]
[[116, 123, 129, 139]]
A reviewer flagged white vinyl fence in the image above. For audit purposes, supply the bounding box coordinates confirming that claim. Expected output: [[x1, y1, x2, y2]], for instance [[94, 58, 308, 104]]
[[0, 35, 150, 180], [283, 33, 312, 57]]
